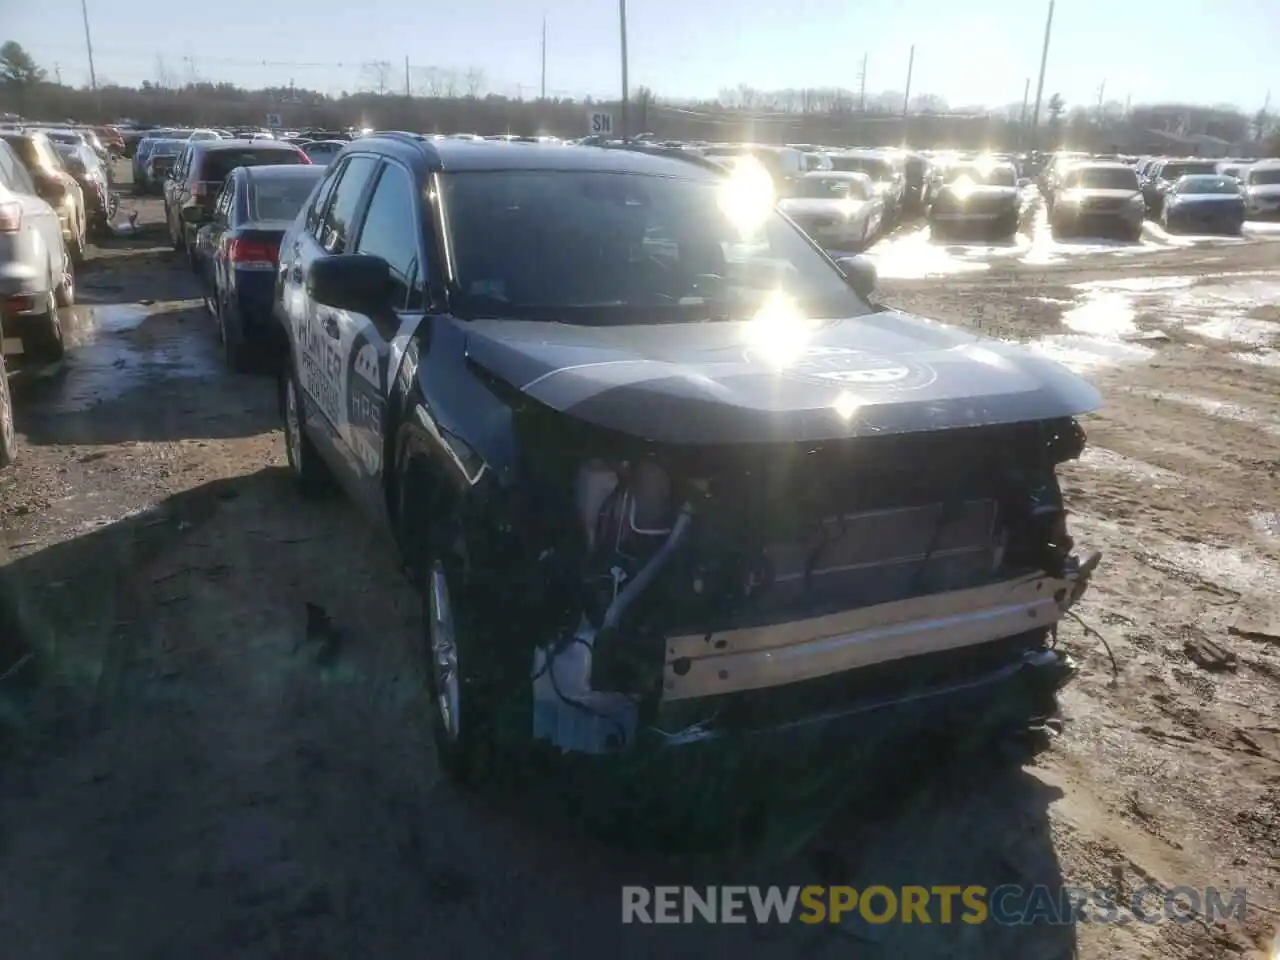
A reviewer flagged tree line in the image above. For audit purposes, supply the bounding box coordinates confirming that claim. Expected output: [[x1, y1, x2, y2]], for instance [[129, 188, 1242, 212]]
[[2, 39, 1277, 154]]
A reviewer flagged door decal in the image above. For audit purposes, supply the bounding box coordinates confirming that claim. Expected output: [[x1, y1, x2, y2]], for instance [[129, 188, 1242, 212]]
[[346, 327, 387, 474]]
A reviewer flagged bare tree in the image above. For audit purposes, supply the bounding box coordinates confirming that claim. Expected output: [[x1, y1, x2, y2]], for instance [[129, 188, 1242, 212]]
[[463, 67, 485, 98], [154, 55, 174, 90], [363, 60, 392, 96]]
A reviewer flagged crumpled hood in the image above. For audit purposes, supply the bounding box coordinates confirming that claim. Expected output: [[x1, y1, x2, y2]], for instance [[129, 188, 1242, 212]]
[[463, 311, 1102, 444]]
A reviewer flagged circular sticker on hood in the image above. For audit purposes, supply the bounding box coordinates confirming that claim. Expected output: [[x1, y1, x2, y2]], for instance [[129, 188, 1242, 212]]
[[746, 344, 937, 392]]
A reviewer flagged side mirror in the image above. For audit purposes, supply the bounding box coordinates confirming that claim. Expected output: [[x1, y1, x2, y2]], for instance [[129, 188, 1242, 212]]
[[835, 255, 877, 299], [180, 205, 208, 225], [1017, 178, 1032, 189], [307, 255, 392, 314]]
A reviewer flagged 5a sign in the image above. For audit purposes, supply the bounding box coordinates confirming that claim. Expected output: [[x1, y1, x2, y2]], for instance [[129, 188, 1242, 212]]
[[265, 113, 282, 128], [587, 111, 614, 136]]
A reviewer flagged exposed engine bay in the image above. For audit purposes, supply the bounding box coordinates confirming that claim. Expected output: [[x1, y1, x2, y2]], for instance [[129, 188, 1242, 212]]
[[524, 413, 1100, 756]]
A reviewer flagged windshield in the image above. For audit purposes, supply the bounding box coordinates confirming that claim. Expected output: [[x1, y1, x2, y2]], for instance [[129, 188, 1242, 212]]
[[1248, 167, 1280, 186], [946, 164, 1017, 187], [1175, 175, 1240, 195], [1065, 166, 1139, 190], [199, 148, 304, 182], [1161, 161, 1218, 180], [44, 130, 82, 145], [248, 172, 323, 221], [441, 170, 871, 323], [151, 141, 182, 157], [793, 176, 869, 201], [828, 155, 892, 181]]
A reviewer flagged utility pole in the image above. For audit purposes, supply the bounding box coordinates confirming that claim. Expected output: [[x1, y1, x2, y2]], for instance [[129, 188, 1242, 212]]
[[405, 57, 410, 97], [541, 18, 547, 100], [1019, 77, 1031, 148], [858, 52, 868, 113], [619, 0, 629, 137], [1029, 0, 1055, 148], [80, 0, 97, 90], [1096, 79, 1106, 118], [901, 45, 914, 117], [54, 63, 63, 86]]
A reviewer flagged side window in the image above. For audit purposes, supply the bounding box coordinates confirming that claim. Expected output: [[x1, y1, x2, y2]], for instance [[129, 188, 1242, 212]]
[[352, 164, 423, 310], [7, 153, 36, 195], [0, 144, 18, 190], [214, 181, 233, 221], [319, 155, 378, 255], [306, 159, 345, 237]]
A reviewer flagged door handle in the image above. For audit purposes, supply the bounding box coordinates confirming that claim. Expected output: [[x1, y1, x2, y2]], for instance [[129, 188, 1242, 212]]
[[322, 316, 340, 339]]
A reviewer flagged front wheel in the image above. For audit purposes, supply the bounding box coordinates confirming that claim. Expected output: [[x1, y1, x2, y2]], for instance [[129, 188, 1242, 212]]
[[280, 363, 332, 496], [21, 290, 65, 364], [0, 347, 16, 469]]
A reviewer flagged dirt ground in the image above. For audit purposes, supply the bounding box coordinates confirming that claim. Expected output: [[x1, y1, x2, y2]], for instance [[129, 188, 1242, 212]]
[[0, 174, 1277, 960]]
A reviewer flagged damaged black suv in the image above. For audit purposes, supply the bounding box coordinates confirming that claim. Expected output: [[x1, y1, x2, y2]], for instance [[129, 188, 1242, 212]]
[[273, 134, 1102, 784]]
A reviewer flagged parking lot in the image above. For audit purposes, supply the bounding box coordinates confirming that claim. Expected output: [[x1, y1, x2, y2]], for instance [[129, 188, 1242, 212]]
[[1, 162, 1278, 959]]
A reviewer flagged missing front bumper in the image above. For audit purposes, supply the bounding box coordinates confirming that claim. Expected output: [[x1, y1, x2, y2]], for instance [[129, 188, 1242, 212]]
[[662, 556, 1098, 702]]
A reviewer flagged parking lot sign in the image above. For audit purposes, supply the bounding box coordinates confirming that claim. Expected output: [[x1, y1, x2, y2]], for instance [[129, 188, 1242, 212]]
[[587, 111, 614, 136], [265, 113, 282, 128]]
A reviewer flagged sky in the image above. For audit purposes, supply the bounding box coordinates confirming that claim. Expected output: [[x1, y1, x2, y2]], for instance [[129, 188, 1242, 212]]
[[4, 0, 1275, 111]]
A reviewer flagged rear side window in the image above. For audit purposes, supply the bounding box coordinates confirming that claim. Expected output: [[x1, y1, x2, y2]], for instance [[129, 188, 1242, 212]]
[[305, 161, 344, 234], [353, 164, 423, 309], [318, 155, 378, 254], [198, 148, 304, 183]]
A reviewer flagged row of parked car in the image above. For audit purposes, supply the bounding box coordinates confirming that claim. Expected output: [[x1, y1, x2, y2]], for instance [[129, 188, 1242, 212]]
[[1038, 152, 1280, 238]]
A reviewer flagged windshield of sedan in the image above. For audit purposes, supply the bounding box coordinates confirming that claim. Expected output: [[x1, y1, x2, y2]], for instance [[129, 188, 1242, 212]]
[[441, 169, 871, 323], [1161, 161, 1218, 180], [1175, 175, 1240, 195], [793, 175, 870, 201], [827, 155, 893, 181], [945, 164, 1017, 187], [1247, 167, 1280, 185], [1064, 166, 1139, 190]]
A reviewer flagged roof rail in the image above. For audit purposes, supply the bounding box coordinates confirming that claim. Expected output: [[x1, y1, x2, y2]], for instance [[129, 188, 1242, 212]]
[[588, 137, 727, 175]]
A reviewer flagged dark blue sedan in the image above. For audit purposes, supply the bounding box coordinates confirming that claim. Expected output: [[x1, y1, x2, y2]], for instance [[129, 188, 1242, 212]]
[[190, 164, 326, 370], [1161, 175, 1246, 236]]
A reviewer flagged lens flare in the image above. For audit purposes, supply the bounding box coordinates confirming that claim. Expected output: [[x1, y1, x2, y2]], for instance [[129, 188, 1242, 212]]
[[719, 157, 776, 233], [743, 291, 814, 368]]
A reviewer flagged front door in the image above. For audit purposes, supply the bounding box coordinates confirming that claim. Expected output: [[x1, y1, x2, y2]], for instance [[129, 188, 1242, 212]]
[[334, 159, 427, 502]]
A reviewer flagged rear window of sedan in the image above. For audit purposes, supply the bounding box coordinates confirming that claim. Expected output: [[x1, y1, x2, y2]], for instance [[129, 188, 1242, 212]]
[[198, 148, 305, 182], [248, 172, 324, 222]]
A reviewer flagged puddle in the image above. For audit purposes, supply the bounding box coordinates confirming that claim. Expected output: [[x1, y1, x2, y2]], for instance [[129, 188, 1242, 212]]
[[32, 299, 218, 413], [1025, 334, 1156, 373], [1077, 447, 1184, 485], [1131, 389, 1280, 435], [1251, 512, 1280, 538], [1074, 514, 1280, 598], [865, 227, 994, 278], [1231, 349, 1280, 368], [1172, 279, 1280, 347]]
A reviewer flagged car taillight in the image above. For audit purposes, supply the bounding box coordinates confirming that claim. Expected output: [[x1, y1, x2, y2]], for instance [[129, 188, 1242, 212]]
[[0, 201, 21, 232], [227, 238, 278, 268]]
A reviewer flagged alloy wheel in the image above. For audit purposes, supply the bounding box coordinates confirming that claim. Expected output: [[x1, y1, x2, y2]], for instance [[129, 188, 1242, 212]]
[[283, 377, 303, 475], [427, 561, 461, 743]]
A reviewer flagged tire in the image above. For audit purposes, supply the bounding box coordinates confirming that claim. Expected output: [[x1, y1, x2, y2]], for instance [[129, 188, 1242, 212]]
[[54, 247, 75, 308], [68, 219, 86, 265], [397, 455, 503, 788], [21, 290, 65, 364], [168, 207, 183, 252], [219, 297, 253, 373], [0, 346, 16, 469], [280, 360, 332, 496]]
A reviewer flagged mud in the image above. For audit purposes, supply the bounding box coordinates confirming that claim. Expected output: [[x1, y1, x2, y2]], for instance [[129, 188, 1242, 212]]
[[1, 174, 1278, 960]]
